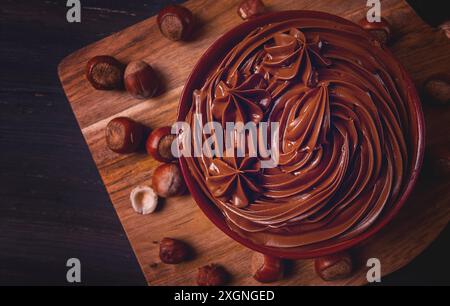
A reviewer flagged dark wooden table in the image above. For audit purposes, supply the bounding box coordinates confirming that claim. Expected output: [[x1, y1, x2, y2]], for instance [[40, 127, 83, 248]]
[[0, 0, 448, 285]]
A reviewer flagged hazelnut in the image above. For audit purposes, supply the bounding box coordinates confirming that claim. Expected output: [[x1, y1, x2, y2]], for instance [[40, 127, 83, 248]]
[[159, 237, 190, 264], [237, 0, 267, 20], [152, 163, 186, 198], [197, 264, 229, 286], [86, 55, 124, 90], [315, 251, 353, 281], [424, 74, 450, 105], [130, 185, 158, 214], [105, 117, 144, 154], [157, 5, 194, 41], [124, 60, 159, 99], [439, 21, 450, 39], [146, 126, 176, 162], [251, 253, 283, 283], [358, 17, 391, 44]]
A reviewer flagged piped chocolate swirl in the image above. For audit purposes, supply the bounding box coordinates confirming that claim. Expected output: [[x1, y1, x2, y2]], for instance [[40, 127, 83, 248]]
[[183, 17, 413, 248]]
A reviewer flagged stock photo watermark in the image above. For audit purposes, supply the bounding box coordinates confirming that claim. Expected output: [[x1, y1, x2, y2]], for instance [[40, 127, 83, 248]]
[[171, 116, 280, 168], [366, 0, 382, 22], [66, 0, 383, 24], [66, 258, 81, 283], [366, 257, 381, 283], [66, 0, 81, 23], [64, 257, 381, 284]]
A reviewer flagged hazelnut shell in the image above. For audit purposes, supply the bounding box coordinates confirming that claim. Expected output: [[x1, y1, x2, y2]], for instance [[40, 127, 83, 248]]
[[152, 163, 186, 198], [315, 252, 353, 281], [146, 126, 176, 162], [124, 60, 159, 99], [237, 0, 267, 20], [358, 17, 391, 44], [105, 117, 144, 154], [439, 21, 450, 39], [130, 185, 158, 214], [86, 55, 124, 90], [157, 5, 194, 41], [159, 237, 190, 264], [423, 74, 450, 105], [197, 264, 229, 286]]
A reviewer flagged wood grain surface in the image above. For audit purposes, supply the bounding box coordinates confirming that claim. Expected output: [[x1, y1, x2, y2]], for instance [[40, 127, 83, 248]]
[[58, 0, 450, 285]]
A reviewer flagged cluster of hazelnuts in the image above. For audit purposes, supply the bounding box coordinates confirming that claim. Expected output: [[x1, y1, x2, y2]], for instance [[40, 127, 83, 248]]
[[105, 118, 185, 202], [85, 4, 196, 97], [85, 1, 270, 98], [158, 237, 353, 285], [158, 237, 285, 285], [87, 1, 274, 214], [158, 238, 231, 286]]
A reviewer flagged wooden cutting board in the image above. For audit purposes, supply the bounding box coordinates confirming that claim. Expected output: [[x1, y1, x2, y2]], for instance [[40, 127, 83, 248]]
[[58, 0, 450, 285]]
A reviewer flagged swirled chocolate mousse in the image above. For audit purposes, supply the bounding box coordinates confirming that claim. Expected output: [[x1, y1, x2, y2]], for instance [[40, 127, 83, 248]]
[[184, 17, 413, 248]]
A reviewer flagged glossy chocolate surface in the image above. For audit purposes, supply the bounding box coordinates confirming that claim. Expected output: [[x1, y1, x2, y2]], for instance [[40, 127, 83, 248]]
[[182, 16, 418, 249]]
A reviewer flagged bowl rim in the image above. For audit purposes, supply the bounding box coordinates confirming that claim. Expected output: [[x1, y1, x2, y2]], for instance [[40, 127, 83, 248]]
[[176, 10, 425, 259]]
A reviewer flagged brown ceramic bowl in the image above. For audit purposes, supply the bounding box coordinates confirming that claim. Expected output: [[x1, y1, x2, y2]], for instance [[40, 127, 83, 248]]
[[177, 10, 425, 259]]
